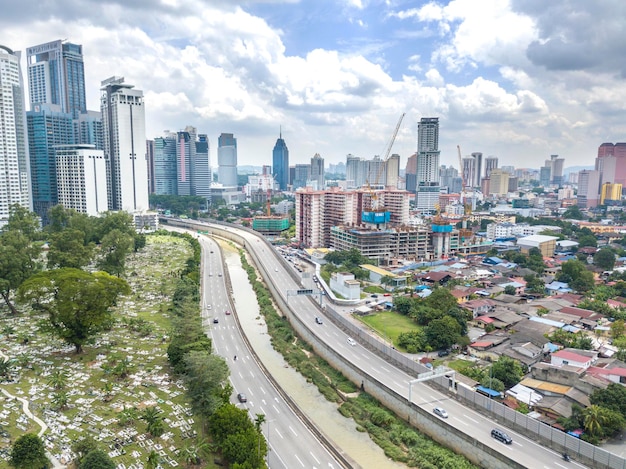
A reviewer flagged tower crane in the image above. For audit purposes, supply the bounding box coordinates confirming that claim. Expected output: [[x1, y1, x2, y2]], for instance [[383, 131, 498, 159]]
[[368, 112, 405, 212]]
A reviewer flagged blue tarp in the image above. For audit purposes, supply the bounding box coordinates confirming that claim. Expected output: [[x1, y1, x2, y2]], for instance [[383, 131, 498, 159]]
[[476, 386, 501, 398]]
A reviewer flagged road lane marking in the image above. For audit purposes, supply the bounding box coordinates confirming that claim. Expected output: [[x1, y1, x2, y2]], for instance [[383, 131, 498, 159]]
[[273, 405, 280, 413], [295, 454, 305, 467], [275, 428, 284, 439], [463, 415, 479, 424], [310, 452, 320, 464], [289, 425, 298, 436]]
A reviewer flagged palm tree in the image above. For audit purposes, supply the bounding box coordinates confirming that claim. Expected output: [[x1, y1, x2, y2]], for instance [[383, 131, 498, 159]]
[[180, 442, 210, 467], [118, 406, 139, 427], [52, 390, 69, 410], [142, 406, 164, 437], [102, 381, 114, 401], [0, 358, 15, 381], [583, 405, 608, 438], [113, 357, 132, 379], [47, 369, 68, 389]]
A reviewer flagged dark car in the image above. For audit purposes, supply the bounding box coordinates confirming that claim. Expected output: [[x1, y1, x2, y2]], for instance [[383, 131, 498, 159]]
[[315, 316, 323, 324], [237, 393, 247, 403], [213, 318, 219, 324], [437, 349, 450, 357], [491, 428, 512, 444]]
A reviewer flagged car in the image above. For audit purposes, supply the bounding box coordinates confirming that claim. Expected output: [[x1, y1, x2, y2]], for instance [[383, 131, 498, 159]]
[[213, 318, 219, 324], [207, 305, 211, 310], [437, 349, 450, 357], [210, 250, 214, 253], [237, 393, 247, 403], [371, 294, 378, 298], [218, 273, 222, 277], [491, 428, 512, 444], [315, 316, 323, 324], [225, 310, 231, 315], [209, 273, 213, 277], [384, 293, 391, 296], [275, 268, 278, 272], [433, 407, 448, 418], [347, 338, 357, 346]]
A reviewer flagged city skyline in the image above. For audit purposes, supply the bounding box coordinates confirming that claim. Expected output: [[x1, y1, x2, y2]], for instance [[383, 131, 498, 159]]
[[3, 1, 626, 170]]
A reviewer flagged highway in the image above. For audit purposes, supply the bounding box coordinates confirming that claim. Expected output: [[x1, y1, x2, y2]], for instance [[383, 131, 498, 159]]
[[214, 224, 589, 469], [197, 233, 347, 469]]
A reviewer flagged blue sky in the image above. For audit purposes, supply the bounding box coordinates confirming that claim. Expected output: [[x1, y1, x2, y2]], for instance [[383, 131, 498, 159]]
[[3, 0, 626, 171]]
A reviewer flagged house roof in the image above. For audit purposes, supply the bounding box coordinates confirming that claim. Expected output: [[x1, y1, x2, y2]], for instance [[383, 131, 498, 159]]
[[471, 340, 494, 347], [552, 349, 591, 363], [587, 366, 626, 378], [418, 271, 451, 282], [520, 378, 572, 395], [477, 317, 495, 324], [558, 306, 600, 319]]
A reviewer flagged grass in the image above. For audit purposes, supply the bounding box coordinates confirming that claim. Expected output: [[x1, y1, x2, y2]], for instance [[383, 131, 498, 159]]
[[357, 310, 419, 346]]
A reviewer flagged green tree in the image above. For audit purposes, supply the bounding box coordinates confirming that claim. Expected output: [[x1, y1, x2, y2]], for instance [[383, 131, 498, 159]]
[[47, 229, 95, 269], [18, 268, 130, 353], [80, 450, 115, 469], [71, 437, 99, 467], [96, 229, 134, 277], [578, 234, 597, 248], [524, 274, 546, 296], [557, 259, 595, 293], [141, 406, 165, 438], [563, 205, 584, 220], [490, 356, 524, 388], [480, 376, 504, 392], [504, 285, 517, 295], [9, 433, 49, 469], [393, 296, 414, 316], [425, 316, 461, 350], [423, 288, 459, 314], [183, 351, 231, 417], [0, 358, 15, 381], [583, 405, 609, 439], [594, 248, 616, 271], [47, 370, 68, 389], [146, 451, 160, 469], [590, 383, 626, 417], [0, 209, 43, 313]]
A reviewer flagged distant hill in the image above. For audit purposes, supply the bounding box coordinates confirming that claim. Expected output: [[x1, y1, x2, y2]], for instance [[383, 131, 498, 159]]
[[563, 165, 594, 175]]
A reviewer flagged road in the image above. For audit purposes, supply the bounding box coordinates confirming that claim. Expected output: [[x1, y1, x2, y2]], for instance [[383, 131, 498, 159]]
[[220, 225, 588, 469], [197, 234, 346, 469]]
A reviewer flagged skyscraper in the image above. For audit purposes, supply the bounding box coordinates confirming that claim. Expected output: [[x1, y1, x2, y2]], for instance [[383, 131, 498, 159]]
[[27, 40, 86, 118], [310, 153, 325, 190], [177, 127, 196, 196], [415, 117, 440, 211], [272, 130, 289, 191], [153, 132, 178, 195], [577, 170, 600, 208], [548, 154, 565, 186], [484, 157, 498, 178], [385, 154, 400, 189], [293, 164, 310, 190], [0, 45, 31, 225], [100, 76, 148, 212], [194, 134, 211, 205], [217, 133, 238, 187], [26, 103, 75, 224], [405, 153, 417, 193], [471, 152, 483, 186]]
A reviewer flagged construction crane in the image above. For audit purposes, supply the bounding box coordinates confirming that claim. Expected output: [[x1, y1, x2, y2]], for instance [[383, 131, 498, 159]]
[[361, 112, 406, 220]]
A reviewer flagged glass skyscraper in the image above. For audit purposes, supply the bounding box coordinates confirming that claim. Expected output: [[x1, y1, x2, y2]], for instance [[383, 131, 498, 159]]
[[27, 40, 87, 118], [154, 133, 178, 195], [217, 133, 238, 187], [273, 131, 289, 191]]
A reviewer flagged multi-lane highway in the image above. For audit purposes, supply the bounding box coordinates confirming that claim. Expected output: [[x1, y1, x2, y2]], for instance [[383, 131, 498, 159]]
[[209, 223, 588, 469], [197, 233, 348, 469]]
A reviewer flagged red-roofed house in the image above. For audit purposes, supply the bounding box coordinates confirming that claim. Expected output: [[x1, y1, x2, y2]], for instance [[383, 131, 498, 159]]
[[451, 288, 472, 303], [551, 349, 596, 369], [608, 298, 626, 309], [587, 366, 626, 384], [558, 306, 601, 320]]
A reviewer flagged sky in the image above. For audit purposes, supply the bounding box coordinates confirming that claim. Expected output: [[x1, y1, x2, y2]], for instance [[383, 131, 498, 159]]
[[3, 0, 626, 171]]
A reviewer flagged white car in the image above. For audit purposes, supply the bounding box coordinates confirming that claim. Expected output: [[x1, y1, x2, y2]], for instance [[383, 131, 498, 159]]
[[207, 305, 211, 310], [347, 338, 357, 346], [433, 407, 448, 418]]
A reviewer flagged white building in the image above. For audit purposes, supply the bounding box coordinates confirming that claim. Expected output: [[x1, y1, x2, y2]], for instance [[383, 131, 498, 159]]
[[218, 133, 238, 187], [244, 174, 277, 198], [329, 271, 361, 300], [101, 76, 149, 213], [0, 45, 31, 225], [55, 145, 108, 216]]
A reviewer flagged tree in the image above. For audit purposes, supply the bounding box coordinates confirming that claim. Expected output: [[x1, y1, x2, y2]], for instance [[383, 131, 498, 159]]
[[80, 450, 115, 469], [0, 209, 43, 313], [183, 351, 231, 417], [480, 376, 504, 392], [578, 234, 597, 248], [583, 405, 610, 441], [146, 450, 161, 469], [557, 259, 595, 293], [47, 370, 67, 390], [47, 229, 95, 269], [490, 356, 524, 388], [141, 406, 165, 437], [424, 316, 461, 350], [9, 433, 49, 469], [524, 274, 546, 296], [504, 285, 517, 295], [96, 229, 134, 277], [18, 268, 130, 353], [590, 383, 626, 417], [71, 437, 99, 466], [594, 248, 616, 271], [393, 296, 414, 316], [423, 288, 459, 314], [563, 205, 584, 220]]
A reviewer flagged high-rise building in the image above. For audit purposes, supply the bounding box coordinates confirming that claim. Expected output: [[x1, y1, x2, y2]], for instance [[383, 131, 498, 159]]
[[484, 157, 498, 178], [415, 117, 440, 211], [0, 45, 32, 225], [153, 132, 177, 195], [26, 103, 75, 224], [273, 130, 289, 191], [549, 155, 565, 185], [74, 110, 103, 149], [55, 144, 108, 216], [488, 169, 509, 196], [596, 143, 626, 190], [100, 76, 148, 212], [577, 170, 600, 208], [27, 40, 86, 118], [177, 127, 196, 196], [462, 157, 475, 189], [439, 165, 459, 192], [540, 165, 551, 187], [601, 183, 622, 205], [310, 153, 325, 190], [385, 154, 400, 189], [194, 134, 211, 204], [405, 153, 417, 193], [146, 140, 155, 194], [217, 132, 238, 187], [471, 152, 483, 186], [293, 164, 310, 190]]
